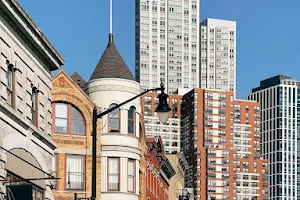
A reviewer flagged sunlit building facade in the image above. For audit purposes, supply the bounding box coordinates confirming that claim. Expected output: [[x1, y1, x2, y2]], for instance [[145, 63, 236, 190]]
[[135, 0, 200, 93], [181, 88, 268, 200], [200, 18, 236, 97]]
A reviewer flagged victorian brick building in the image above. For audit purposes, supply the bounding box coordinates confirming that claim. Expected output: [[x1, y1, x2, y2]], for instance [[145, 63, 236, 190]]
[[145, 136, 175, 200], [51, 71, 101, 200]]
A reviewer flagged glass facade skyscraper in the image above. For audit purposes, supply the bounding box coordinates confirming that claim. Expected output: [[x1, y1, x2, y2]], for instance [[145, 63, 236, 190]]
[[248, 75, 299, 199]]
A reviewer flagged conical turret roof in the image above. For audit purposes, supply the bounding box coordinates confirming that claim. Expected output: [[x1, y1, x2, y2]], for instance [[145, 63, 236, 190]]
[[89, 34, 135, 81]]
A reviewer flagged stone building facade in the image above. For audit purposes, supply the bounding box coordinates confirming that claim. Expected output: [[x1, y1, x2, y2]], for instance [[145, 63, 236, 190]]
[[0, 0, 63, 199], [51, 71, 101, 200]]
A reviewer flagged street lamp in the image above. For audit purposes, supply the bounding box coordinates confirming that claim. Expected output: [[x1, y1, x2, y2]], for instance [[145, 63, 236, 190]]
[[91, 83, 170, 200], [156, 84, 171, 124]]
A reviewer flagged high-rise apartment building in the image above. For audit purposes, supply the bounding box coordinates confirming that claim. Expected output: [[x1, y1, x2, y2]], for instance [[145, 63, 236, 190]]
[[141, 92, 182, 153], [200, 19, 236, 97], [248, 75, 300, 199], [181, 89, 268, 200], [135, 0, 200, 94]]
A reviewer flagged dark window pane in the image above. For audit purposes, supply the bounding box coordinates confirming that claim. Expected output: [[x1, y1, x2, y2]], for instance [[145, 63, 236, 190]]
[[72, 120, 84, 134], [72, 107, 82, 119], [110, 118, 119, 130], [128, 120, 134, 133]]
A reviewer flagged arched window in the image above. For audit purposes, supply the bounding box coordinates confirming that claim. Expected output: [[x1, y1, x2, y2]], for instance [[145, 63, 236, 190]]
[[109, 103, 119, 132], [128, 106, 136, 134], [53, 103, 85, 135]]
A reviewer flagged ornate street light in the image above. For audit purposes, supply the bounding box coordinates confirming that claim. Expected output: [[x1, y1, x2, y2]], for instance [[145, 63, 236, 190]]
[[91, 83, 170, 200], [156, 83, 171, 124]]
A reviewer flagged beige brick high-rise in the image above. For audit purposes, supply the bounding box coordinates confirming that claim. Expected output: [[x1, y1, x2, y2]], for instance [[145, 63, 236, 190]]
[[181, 88, 268, 200]]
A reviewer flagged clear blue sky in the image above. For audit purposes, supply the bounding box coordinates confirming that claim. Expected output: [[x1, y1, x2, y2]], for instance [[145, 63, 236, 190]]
[[19, 0, 300, 99]]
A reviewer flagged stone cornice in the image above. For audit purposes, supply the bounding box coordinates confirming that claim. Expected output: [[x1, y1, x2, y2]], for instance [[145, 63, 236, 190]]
[[0, 0, 64, 70], [86, 84, 141, 95]]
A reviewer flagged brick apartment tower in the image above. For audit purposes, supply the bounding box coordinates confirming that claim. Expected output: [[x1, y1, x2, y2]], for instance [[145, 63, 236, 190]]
[[141, 92, 182, 154], [181, 89, 268, 200]]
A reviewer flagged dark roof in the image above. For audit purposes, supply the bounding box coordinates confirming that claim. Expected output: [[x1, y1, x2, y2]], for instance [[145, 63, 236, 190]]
[[252, 75, 291, 92], [70, 72, 86, 90], [89, 34, 135, 81]]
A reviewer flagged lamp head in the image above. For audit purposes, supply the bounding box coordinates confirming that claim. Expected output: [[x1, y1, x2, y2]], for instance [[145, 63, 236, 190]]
[[155, 83, 171, 124]]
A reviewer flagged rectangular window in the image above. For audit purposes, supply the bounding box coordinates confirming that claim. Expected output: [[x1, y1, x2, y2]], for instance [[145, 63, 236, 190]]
[[66, 155, 84, 190], [55, 104, 68, 133], [128, 159, 135, 192], [5, 62, 16, 107], [108, 157, 120, 191], [31, 87, 38, 126], [6, 65, 12, 105]]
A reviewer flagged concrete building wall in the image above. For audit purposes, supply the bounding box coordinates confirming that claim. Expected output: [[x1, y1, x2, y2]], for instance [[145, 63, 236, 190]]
[[200, 18, 236, 97], [136, 0, 200, 93]]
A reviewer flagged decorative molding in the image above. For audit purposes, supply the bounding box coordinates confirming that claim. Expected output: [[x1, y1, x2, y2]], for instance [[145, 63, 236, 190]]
[[86, 84, 141, 95], [52, 76, 73, 88], [0, 8, 51, 70], [53, 138, 84, 146]]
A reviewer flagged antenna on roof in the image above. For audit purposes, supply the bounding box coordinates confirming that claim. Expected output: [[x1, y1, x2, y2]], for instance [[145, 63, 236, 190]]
[[110, 0, 113, 34], [108, 0, 114, 43]]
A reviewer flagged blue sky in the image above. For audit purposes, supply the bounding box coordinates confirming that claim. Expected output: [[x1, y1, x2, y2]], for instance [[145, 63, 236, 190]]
[[19, 0, 300, 99]]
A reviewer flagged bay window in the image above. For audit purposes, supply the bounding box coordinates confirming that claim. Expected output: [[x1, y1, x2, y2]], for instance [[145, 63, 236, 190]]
[[66, 155, 84, 190], [108, 157, 120, 191]]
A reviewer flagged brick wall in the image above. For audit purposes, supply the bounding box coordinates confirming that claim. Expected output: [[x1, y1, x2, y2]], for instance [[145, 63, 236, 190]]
[[51, 71, 101, 200]]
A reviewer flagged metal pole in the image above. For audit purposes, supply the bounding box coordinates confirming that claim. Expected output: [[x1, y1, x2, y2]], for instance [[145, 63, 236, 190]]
[[91, 107, 97, 199], [90, 84, 165, 199]]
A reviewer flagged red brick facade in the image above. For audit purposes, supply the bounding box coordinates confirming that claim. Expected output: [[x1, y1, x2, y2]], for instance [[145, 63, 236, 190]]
[[145, 137, 175, 200]]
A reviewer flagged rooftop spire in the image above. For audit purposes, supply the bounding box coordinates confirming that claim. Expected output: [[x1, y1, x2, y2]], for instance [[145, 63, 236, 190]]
[[109, 0, 113, 43], [110, 0, 113, 34], [88, 0, 134, 82]]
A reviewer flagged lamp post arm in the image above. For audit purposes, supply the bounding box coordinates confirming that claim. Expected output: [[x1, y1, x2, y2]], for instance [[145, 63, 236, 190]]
[[96, 87, 161, 118]]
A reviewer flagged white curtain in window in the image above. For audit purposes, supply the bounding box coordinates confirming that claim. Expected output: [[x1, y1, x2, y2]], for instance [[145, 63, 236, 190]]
[[55, 103, 67, 118], [66, 155, 83, 189], [128, 160, 134, 192], [108, 158, 119, 190]]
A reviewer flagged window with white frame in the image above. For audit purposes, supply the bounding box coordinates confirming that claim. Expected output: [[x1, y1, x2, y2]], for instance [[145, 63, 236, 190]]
[[108, 104, 120, 132], [108, 157, 120, 191], [66, 155, 84, 190], [128, 159, 135, 192], [128, 106, 136, 134]]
